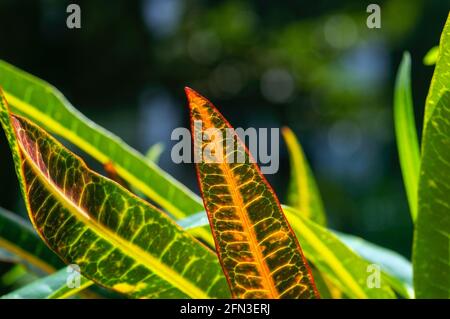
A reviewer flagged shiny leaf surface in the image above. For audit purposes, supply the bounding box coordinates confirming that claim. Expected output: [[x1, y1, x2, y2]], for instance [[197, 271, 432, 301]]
[[337, 232, 413, 298], [413, 92, 450, 298], [282, 207, 395, 299], [186, 87, 318, 299], [0, 90, 230, 299], [180, 208, 396, 299], [0, 60, 204, 222]]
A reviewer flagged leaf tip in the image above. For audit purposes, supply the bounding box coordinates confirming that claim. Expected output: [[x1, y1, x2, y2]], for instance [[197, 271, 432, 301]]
[[281, 126, 293, 138], [184, 86, 200, 102], [184, 87, 211, 113]]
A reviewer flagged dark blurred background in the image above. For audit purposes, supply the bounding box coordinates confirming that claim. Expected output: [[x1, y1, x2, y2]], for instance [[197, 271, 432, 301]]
[[0, 0, 449, 259]]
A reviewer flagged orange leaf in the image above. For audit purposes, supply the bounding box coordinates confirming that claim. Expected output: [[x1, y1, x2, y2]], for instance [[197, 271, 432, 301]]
[[185, 87, 319, 299]]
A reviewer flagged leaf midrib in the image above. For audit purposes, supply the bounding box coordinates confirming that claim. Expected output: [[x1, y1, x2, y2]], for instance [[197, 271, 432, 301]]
[[14, 117, 209, 299], [199, 108, 279, 298]]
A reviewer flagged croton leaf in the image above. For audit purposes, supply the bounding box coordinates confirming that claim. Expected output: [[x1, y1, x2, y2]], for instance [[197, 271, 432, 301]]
[[185, 87, 318, 299], [0, 89, 230, 299], [0, 60, 205, 221], [179, 209, 397, 299], [0, 60, 214, 247]]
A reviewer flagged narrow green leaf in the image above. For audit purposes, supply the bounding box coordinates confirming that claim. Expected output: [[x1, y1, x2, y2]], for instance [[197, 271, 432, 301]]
[[423, 46, 439, 66], [282, 127, 327, 225], [145, 143, 165, 164], [1, 266, 92, 299], [0, 60, 204, 223], [0, 207, 63, 273], [337, 232, 413, 299], [413, 92, 450, 298], [394, 52, 420, 220], [423, 14, 450, 128], [0, 90, 230, 299]]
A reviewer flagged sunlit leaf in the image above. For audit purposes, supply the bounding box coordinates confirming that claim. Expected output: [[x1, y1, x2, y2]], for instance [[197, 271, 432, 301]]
[[413, 14, 450, 298], [0, 90, 230, 299], [1, 265, 92, 299], [394, 52, 420, 220], [180, 208, 396, 299], [186, 87, 318, 299], [337, 232, 413, 299], [423, 14, 450, 128], [423, 46, 439, 66], [145, 143, 165, 165], [282, 206, 395, 299], [309, 267, 332, 299], [413, 92, 450, 298], [0, 60, 205, 223], [282, 127, 326, 225], [0, 207, 63, 274]]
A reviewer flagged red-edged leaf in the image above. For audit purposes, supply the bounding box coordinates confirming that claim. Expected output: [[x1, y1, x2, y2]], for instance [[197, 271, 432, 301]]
[[185, 87, 318, 299]]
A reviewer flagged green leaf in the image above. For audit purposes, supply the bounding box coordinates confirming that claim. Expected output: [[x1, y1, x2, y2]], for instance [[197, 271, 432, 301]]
[[0, 207, 96, 298], [413, 91, 450, 298], [181, 208, 396, 299], [145, 143, 165, 164], [423, 14, 450, 129], [309, 267, 333, 299], [0, 207, 63, 274], [282, 127, 327, 226], [0, 91, 230, 299], [394, 52, 420, 220], [0, 60, 204, 223], [283, 207, 395, 299], [186, 88, 318, 299], [423, 46, 439, 66], [337, 232, 413, 299], [1, 265, 92, 299]]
